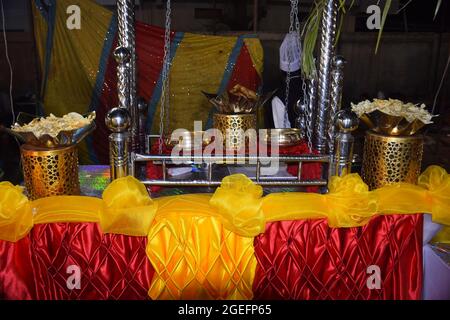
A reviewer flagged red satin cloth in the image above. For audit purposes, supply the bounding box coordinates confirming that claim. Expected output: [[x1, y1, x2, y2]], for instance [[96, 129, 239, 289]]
[[253, 214, 423, 300], [0, 215, 422, 300], [0, 223, 154, 300]]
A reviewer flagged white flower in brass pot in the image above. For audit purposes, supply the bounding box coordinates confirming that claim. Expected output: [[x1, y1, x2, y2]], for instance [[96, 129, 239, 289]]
[[351, 98, 436, 136]]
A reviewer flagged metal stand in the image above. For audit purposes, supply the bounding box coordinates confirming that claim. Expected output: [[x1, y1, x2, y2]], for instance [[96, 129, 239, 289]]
[[116, 0, 139, 152], [105, 0, 359, 189], [328, 56, 346, 174], [314, 0, 338, 154], [105, 108, 131, 180], [333, 110, 359, 176], [130, 151, 330, 187]]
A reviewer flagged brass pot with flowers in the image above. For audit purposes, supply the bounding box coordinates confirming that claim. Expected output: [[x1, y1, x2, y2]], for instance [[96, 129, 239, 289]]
[[351, 99, 435, 190], [203, 84, 274, 150], [2, 112, 96, 199]]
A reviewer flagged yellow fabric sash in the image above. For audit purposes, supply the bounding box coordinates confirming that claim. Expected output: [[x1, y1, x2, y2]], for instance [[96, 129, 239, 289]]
[[1, 165, 450, 299], [1, 165, 450, 242]]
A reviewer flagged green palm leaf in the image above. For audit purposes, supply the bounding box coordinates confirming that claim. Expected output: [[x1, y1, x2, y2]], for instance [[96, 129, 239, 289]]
[[375, 0, 392, 54]]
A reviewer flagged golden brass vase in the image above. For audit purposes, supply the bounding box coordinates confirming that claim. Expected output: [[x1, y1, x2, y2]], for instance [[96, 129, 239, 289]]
[[213, 113, 256, 149], [361, 131, 423, 190], [20, 144, 80, 200]]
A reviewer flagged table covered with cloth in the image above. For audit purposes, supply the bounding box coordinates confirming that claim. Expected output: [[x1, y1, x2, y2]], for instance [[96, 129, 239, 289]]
[[1, 165, 449, 300]]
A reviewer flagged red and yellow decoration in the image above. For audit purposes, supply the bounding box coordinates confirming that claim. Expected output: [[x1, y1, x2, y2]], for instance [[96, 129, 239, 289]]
[[32, 0, 263, 164], [1, 166, 450, 299]]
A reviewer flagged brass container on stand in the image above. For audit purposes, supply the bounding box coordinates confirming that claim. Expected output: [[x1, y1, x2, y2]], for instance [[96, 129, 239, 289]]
[[213, 113, 256, 150], [361, 131, 423, 190], [20, 144, 80, 200]]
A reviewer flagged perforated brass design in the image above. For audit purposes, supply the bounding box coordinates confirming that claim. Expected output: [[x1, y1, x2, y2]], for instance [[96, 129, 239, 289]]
[[361, 131, 423, 190], [21, 144, 80, 200], [213, 113, 257, 150]]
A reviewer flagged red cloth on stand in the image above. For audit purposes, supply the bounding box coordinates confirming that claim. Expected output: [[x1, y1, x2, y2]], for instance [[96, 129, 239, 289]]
[[252, 214, 423, 300], [0, 223, 154, 300], [0, 216, 423, 299], [0, 146, 422, 300]]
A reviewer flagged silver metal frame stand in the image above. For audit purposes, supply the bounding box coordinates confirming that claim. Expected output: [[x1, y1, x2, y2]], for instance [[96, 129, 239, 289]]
[[117, 0, 139, 152], [106, 0, 358, 189], [314, 0, 338, 154], [328, 56, 346, 174]]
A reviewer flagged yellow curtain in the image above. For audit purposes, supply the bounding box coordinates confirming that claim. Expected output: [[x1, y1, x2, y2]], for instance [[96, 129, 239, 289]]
[[32, 0, 113, 163]]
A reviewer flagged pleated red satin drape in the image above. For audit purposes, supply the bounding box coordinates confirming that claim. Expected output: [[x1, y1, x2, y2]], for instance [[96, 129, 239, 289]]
[[252, 215, 423, 300], [0, 223, 154, 300]]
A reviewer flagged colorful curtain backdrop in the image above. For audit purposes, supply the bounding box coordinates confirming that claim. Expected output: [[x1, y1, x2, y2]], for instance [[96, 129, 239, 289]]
[[32, 0, 264, 164]]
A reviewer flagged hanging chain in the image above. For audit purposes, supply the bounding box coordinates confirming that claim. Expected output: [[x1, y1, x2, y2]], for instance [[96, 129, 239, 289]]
[[284, 0, 299, 128], [295, 1, 313, 152], [159, 0, 172, 154], [303, 76, 313, 152]]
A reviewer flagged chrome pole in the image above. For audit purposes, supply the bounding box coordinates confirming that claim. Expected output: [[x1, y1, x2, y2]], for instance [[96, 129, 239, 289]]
[[105, 108, 131, 180], [116, 0, 139, 152], [334, 110, 359, 176], [314, 0, 338, 154], [328, 55, 346, 165]]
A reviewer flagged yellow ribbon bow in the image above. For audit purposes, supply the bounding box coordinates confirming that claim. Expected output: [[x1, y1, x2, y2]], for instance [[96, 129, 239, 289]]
[[209, 174, 265, 237]]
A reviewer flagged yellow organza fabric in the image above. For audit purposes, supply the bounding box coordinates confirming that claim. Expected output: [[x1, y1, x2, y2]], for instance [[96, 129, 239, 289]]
[[0, 182, 32, 242], [1, 166, 450, 299], [147, 195, 256, 299], [0, 176, 156, 241], [1, 166, 450, 241], [210, 174, 265, 237]]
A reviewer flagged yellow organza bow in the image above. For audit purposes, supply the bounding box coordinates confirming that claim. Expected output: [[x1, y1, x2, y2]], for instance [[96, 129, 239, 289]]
[[326, 173, 378, 227], [418, 165, 450, 226], [0, 176, 157, 241], [101, 176, 157, 236], [0, 182, 32, 242], [2, 166, 450, 243], [210, 174, 265, 237]]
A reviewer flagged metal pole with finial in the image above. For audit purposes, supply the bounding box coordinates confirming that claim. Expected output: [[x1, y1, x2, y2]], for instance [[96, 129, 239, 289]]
[[116, 0, 139, 153], [314, 0, 338, 154], [333, 110, 359, 177], [105, 107, 131, 180], [328, 55, 346, 173]]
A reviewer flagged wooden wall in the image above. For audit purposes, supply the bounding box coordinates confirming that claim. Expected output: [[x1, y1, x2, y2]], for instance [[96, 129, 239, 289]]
[[0, 31, 39, 99], [259, 32, 450, 117]]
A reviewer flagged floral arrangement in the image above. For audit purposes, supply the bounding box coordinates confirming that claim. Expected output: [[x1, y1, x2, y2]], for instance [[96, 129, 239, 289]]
[[351, 98, 436, 136], [351, 99, 435, 124]]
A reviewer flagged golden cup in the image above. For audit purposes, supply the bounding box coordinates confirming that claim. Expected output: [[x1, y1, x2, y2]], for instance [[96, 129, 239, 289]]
[[361, 131, 423, 190], [213, 113, 257, 149], [20, 144, 80, 200]]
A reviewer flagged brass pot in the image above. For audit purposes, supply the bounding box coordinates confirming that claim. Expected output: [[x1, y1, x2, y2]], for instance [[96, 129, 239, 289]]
[[261, 128, 303, 147], [361, 131, 423, 190], [213, 113, 257, 149], [20, 144, 80, 200]]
